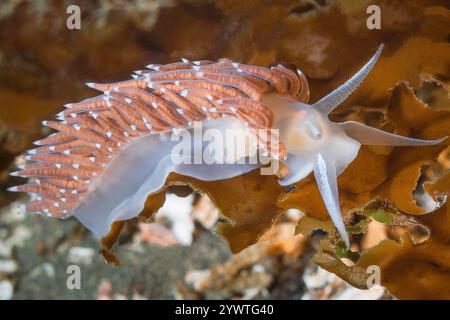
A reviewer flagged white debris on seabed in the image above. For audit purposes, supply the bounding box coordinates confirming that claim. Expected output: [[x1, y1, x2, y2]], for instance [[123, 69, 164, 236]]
[[0, 203, 32, 257], [0, 259, 18, 274], [138, 223, 179, 247], [251, 264, 265, 273], [0, 242, 10, 258], [9, 225, 32, 246], [184, 270, 211, 291], [68, 246, 96, 265], [29, 262, 56, 279], [303, 266, 332, 289], [95, 279, 130, 300], [156, 193, 195, 245], [0, 201, 27, 223], [191, 195, 219, 229], [302, 266, 388, 300], [96, 279, 113, 300], [334, 284, 386, 300], [241, 287, 265, 300], [137, 194, 220, 248], [285, 209, 304, 221], [0, 280, 13, 300]]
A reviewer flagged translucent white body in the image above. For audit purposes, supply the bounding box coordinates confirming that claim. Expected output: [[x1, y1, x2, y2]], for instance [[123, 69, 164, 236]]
[[74, 45, 446, 247]]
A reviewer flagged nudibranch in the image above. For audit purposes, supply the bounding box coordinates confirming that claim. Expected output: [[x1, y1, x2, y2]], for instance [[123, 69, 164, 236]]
[[9, 44, 446, 248]]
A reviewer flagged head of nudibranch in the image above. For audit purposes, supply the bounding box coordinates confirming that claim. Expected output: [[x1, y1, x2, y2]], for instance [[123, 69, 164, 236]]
[[262, 44, 447, 247], [8, 44, 447, 250]]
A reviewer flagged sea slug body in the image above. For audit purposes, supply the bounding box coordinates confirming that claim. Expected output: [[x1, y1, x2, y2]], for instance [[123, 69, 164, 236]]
[[9, 45, 446, 247]]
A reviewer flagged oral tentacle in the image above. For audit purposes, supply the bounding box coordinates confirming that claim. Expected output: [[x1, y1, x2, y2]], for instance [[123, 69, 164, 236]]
[[339, 120, 447, 146], [278, 153, 313, 186], [313, 152, 350, 248], [313, 44, 384, 116]]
